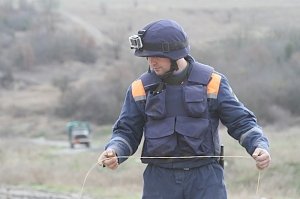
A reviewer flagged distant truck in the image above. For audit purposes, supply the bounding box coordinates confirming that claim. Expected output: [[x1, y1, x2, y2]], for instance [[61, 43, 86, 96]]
[[66, 121, 91, 148]]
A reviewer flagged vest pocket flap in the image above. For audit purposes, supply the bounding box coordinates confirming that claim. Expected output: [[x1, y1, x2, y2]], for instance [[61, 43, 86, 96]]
[[175, 116, 209, 138], [145, 90, 167, 120], [183, 85, 207, 117], [145, 117, 175, 138], [184, 85, 205, 102]]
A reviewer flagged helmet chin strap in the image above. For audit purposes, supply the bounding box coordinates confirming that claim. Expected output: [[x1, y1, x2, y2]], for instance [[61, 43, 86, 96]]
[[170, 59, 179, 71], [157, 59, 179, 80]]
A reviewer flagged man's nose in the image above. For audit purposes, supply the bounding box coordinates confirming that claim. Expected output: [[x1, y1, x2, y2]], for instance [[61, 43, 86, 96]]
[[148, 57, 157, 65]]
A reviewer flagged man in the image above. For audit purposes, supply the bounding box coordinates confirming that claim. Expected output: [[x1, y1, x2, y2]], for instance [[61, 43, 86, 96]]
[[98, 19, 271, 199]]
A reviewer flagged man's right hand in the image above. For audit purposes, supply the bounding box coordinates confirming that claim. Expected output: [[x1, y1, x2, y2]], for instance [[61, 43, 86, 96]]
[[98, 149, 118, 170]]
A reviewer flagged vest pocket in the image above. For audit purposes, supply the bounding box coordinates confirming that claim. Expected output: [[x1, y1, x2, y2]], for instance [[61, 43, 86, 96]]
[[144, 117, 176, 156], [183, 85, 207, 117], [175, 116, 212, 155], [145, 90, 167, 120]]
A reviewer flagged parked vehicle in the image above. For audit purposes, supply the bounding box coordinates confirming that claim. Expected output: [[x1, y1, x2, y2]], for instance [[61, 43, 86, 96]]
[[66, 121, 91, 148]]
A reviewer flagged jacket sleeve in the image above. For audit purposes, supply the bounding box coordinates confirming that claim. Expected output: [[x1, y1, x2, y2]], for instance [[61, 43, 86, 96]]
[[105, 85, 145, 163], [216, 74, 269, 155]]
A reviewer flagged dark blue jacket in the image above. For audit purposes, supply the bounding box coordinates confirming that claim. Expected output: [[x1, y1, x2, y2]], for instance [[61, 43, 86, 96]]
[[105, 55, 269, 167]]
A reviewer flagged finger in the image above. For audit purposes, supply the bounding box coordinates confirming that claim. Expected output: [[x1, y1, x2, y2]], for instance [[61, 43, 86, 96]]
[[97, 154, 106, 165], [256, 162, 270, 170], [256, 160, 269, 167], [103, 156, 118, 167], [107, 161, 119, 170], [252, 148, 262, 159], [255, 153, 269, 162], [104, 160, 118, 170], [256, 158, 271, 169], [97, 159, 103, 166], [253, 148, 270, 160], [97, 150, 112, 166], [98, 156, 109, 166], [106, 150, 116, 157]]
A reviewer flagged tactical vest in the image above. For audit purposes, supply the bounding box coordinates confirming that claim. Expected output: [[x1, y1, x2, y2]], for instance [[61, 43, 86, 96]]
[[131, 61, 221, 168]]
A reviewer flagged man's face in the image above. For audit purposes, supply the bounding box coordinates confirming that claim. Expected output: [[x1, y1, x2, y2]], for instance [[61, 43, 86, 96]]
[[147, 57, 171, 76]]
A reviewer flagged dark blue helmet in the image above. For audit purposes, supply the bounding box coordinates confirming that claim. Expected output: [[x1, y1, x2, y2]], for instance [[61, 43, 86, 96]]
[[129, 19, 190, 60]]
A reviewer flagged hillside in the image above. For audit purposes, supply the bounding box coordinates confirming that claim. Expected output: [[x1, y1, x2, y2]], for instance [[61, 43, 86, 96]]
[[1, 0, 300, 138], [1, 0, 300, 136], [0, 0, 300, 198]]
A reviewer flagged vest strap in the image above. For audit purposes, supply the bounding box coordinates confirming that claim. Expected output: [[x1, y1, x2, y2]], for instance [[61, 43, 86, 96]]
[[207, 73, 221, 99], [132, 79, 146, 101], [132, 73, 222, 101], [132, 64, 221, 101]]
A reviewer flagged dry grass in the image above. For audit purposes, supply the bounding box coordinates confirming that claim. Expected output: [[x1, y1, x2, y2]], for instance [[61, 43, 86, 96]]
[[221, 125, 300, 199], [0, 125, 299, 199]]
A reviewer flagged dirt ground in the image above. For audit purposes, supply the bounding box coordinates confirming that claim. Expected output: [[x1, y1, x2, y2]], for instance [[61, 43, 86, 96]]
[[0, 186, 92, 199]]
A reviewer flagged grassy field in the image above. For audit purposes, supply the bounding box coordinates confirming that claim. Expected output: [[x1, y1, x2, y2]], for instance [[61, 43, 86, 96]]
[[1, 0, 300, 198], [0, 125, 299, 199], [222, 125, 300, 199]]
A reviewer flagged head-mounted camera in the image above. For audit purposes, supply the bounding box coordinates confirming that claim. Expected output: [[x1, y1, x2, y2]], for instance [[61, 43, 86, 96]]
[[129, 35, 143, 49], [129, 30, 146, 49]]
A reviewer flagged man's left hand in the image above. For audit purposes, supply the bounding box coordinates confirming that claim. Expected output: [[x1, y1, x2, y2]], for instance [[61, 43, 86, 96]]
[[252, 148, 271, 170]]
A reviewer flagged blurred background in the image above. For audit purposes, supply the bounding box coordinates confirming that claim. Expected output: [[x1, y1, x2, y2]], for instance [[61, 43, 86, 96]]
[[0, 0, 299, 198]]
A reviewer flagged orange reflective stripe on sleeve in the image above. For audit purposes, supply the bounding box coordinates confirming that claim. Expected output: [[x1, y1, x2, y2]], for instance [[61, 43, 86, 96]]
[[131, 79, 146, 101], [207, 73, 221, 99]]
